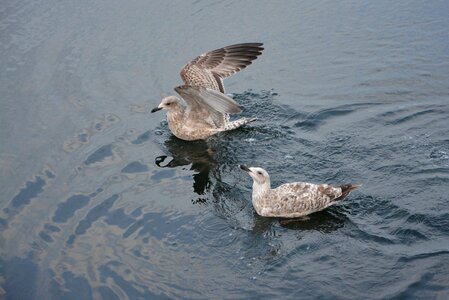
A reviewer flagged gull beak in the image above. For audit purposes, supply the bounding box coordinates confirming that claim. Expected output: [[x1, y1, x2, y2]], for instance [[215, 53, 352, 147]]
[[239, 164, 252, 173], [151, 106, 162, 113]]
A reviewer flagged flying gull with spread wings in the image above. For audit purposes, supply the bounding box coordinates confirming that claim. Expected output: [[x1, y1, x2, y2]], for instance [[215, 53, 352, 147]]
[[151, 43, 264, 141], [240, 165, 361, 218]]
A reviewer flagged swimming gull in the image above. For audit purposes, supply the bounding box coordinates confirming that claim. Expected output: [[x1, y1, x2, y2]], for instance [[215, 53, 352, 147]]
[[151, 43, 264, 141], [240, 165, 361, 218]]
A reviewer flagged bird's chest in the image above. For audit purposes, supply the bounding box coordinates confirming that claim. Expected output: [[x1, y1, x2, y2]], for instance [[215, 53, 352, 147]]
[[252, 198, 279, 217], [167, 113, 214, 141], [253, 190, 300, 217], [252, 191, 275, 215]]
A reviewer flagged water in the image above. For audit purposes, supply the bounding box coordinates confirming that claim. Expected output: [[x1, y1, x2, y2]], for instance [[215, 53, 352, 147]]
[[1, 1, 449, 299]]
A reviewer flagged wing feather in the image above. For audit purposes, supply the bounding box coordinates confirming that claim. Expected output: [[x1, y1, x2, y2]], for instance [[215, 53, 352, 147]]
[[174, 85, 241, 127], [180, 43, 264, 92], [276, 182, 342, 212]]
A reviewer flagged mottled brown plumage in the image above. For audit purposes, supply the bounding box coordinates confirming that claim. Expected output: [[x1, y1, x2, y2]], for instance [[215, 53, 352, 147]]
[[240, 165, 361, 218], [180, 43, 264, 93], [151, 43, 264, 141]]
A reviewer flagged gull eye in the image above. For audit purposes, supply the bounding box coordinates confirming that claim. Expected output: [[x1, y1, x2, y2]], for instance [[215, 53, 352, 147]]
[[166, 103, 171, 106], [257, 171, 262, 175]]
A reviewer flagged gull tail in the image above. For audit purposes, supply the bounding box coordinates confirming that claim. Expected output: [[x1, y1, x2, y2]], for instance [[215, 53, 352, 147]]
[[219, 117, 257, 132], [335, 184, 362, 201]]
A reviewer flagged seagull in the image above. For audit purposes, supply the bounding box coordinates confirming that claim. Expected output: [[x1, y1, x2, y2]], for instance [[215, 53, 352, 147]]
[[240, 165, 361, 218], [151, 43, 264, 141]]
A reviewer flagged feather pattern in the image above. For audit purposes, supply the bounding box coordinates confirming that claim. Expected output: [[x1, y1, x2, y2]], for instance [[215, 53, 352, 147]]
[[151, 43, 264, 141], [174, 85, 240, 128], [240, 165, 361, 218], [180, 43, 264, 93]]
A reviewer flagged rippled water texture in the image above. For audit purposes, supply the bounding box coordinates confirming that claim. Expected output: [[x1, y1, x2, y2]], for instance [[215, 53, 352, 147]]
[[1, 1, 449, 299]]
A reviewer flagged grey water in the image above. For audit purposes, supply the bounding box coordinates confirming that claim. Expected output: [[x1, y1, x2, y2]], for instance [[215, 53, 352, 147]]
[[1, 0, 449, 299]]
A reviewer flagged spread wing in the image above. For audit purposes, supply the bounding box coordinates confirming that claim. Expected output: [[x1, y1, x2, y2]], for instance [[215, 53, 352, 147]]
[[174, 85, 241, 127], [180, 43, 264, 93]]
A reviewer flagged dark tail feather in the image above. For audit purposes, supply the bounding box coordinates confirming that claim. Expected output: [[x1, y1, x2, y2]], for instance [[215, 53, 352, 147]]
[[335, 184, 361, 201]]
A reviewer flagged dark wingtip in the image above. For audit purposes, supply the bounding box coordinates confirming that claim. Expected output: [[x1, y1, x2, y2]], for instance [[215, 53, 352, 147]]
[[246, 42, 263, 48], [335, 184, 361, 201], [226, 42, 264, 51], [246, 42, 263, 47], [239, 164, 251, 172], [341, 184, 361, 193], [174, 85, 186, 93]]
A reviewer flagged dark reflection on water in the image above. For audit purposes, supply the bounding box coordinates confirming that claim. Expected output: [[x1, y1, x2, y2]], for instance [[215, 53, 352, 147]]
[[2, 0, 449, 299], [84, 144, 114, 166], [243, 210, 348, 236], [278, 210, 348, 232], [155, 136, 216, 196], [8, 176, 46, 209]]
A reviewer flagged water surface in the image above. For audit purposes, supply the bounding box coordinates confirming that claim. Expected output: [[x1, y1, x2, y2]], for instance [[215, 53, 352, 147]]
[[1, 1, 449, 299]]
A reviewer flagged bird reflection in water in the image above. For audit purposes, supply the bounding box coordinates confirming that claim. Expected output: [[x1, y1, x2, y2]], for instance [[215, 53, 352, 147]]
[[278, 209, 349, 231], [155, 136, 217, 200], [234, 209, 350, 260], [250, 209, 349, 234]]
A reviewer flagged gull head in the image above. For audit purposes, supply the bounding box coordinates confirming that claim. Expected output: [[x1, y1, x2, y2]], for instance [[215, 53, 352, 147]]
[[151, 96, 181, 113], [239, 165, 270, 185]]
